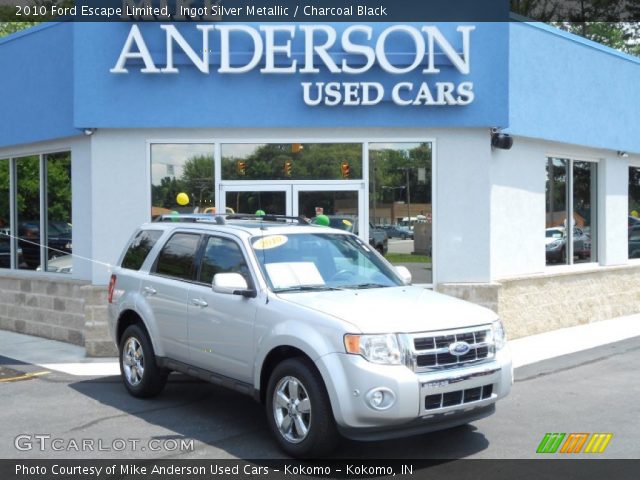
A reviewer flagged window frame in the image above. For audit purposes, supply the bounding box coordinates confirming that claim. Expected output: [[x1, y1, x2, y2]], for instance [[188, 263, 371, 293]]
[[0, 150, 72, 274], [545, 155, 599, 267]]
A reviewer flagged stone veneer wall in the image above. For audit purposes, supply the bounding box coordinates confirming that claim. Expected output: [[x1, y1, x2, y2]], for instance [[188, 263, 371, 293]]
[[2, 265, 639, 356], [0, 273, 115, 357], [438, 264, 640, 339]]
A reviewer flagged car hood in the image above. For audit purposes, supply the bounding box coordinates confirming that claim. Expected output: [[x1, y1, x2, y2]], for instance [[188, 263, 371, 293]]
[[545, 236, 564, 246], [277, 286, 497, 333]]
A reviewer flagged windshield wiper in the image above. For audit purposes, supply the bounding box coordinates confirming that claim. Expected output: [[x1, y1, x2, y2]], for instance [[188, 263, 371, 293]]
[[275, 285, 344, 293], [341, 283, 390, 289]]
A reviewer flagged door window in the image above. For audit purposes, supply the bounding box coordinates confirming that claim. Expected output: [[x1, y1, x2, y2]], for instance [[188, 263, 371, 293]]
[[198, 236, 250, 285], [154, 233, 201, 281]]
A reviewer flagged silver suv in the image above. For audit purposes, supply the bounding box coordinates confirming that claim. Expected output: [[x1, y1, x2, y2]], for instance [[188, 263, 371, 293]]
[[107, 214, 512, 457]]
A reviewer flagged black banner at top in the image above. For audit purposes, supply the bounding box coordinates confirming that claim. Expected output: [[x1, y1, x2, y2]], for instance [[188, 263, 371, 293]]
[[2, 0, 640, 23], [2, 0, 509, 23]]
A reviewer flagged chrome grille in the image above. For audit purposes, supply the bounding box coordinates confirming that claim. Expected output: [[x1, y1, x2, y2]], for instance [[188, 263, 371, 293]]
[[408, 325, 494, 372]]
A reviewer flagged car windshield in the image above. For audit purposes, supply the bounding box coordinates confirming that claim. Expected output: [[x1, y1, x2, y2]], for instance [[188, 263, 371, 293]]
[[251, 232, 403, 292], [546, 229, 563, 239]]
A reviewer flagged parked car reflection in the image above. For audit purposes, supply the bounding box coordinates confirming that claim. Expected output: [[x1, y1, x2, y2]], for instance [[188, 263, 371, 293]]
[[381, 224, 414, 240], [36, 253, 72, 274], [545, 226, 591, 263], [18, 221, 72, 269], [0, 233, 25, 268], [629, 225, 640, 259]]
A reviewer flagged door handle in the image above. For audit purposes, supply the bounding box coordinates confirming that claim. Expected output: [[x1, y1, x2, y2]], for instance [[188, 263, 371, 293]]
[[143, 286, 157, 295], [191, 298, 208, 308]]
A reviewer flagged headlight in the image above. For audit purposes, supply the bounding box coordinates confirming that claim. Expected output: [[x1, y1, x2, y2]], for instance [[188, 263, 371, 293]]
[[491, 319, 507, 350], [344, 334, 403, 365], [546, 240, 563, 250]]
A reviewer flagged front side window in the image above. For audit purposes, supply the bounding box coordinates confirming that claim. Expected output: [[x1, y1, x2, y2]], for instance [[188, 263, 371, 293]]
[[545, 158, 597, 266], [121, 230, 163, 271], [198, 236, 250, 285], [251, 232, 402, 292], [154, 233, 201, 281]]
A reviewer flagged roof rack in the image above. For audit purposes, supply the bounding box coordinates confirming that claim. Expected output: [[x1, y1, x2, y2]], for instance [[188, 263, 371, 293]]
[[153, 213, 309, 225], [153, 213, 226, 224], [226, 214, 309, 225]]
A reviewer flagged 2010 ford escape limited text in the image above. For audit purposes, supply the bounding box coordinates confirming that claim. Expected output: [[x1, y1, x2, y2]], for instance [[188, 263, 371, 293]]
[[107, 214, 512, 457]]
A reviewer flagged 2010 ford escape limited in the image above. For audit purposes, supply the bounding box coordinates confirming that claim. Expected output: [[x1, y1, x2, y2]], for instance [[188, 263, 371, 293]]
[[107, 214, 512, 457]]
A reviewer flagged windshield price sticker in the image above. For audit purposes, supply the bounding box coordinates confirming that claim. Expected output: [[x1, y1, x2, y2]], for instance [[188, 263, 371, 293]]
[[253, 235, 288, 250]]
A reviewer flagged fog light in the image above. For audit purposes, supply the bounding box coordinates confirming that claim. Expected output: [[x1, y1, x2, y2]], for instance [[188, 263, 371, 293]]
[[365, 388, 396, 411]]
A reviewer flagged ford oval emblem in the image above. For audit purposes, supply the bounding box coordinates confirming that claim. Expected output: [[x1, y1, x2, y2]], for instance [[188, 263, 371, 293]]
[[449, 341, 471, 356]]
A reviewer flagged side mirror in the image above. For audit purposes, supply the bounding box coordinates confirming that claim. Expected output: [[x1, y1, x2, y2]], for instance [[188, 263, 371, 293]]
[[395, 265, 412, 285], [213, 273, 256, 298]]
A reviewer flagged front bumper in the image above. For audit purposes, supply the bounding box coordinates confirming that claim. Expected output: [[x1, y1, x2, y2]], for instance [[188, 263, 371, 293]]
[[315, 346, 512, 436]]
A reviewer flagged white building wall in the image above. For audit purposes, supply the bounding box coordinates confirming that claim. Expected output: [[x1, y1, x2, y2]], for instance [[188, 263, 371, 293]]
[[489, 136, 631, 280], [434, 129, 492, 283], [598, 155, 629, 266], [490, 137, 546, 278]]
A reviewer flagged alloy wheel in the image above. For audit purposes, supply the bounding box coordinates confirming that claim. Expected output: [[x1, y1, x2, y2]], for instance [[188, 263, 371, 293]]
[[272, 375, 312, 443]]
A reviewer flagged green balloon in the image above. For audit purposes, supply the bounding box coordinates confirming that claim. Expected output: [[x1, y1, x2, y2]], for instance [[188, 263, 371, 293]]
[[255, 209, 266, 216], [170, 211, 180, 222], [314, 214, 330, 227]]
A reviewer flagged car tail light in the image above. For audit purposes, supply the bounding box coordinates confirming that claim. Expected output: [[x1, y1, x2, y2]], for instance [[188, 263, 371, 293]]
[[108, 274, 116, 303]]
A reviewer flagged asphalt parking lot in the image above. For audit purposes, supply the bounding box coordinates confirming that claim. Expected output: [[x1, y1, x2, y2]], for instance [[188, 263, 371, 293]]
[[0, 336, 637, 460]]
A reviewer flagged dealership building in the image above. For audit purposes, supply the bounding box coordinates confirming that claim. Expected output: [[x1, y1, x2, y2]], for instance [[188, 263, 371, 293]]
[[1, 20, 639, 355]]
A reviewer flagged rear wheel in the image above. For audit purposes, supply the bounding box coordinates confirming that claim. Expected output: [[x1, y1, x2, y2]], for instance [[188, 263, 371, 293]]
[[119, 324, 168, 398], [266, 358, 338, 457]]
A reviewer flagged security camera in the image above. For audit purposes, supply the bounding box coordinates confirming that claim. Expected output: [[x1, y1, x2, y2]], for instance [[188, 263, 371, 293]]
[[491, 132, 513, 150]]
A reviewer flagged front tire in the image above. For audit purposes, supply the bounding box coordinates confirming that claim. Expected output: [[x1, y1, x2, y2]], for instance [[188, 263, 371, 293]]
[[119, 324, 168, 398], [266, 358, 338, 458]]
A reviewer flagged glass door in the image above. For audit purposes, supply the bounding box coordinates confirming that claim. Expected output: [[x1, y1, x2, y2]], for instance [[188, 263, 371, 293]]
[[219, 184, 291, 217], [293, 185, 365, 242]]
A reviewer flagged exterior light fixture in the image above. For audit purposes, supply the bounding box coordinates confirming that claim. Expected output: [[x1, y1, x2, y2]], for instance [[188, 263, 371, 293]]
[[490, 128, 513, 150], [83, 128, 96, 136], [617, 151, 629, 158]]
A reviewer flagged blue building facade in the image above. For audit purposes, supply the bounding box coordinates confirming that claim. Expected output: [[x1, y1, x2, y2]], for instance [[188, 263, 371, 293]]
[[0, 20, 639, 353]]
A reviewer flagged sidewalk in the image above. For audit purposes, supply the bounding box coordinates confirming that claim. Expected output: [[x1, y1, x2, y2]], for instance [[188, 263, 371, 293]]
[[1, 314, 639, 376]]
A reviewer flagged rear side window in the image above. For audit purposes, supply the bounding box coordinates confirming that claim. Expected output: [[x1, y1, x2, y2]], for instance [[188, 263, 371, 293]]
[[154, 233, 200, 281], [121, 230, 163, 270]]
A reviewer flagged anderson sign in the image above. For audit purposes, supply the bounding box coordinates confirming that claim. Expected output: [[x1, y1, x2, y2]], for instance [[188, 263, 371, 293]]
[[111, 24, 475, 107]]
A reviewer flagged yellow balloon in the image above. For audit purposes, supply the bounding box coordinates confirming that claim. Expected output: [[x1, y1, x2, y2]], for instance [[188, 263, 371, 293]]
[[176, 192, 189, 206]]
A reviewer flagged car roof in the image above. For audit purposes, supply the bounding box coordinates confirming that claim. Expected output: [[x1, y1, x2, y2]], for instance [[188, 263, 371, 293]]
[[142, 214, 351, 238]]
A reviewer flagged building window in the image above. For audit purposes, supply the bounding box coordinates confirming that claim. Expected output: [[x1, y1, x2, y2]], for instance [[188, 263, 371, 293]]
[[369, 142, 433, 284], [45, 152, 72, 274], [221, 143, 362, 181], [0, 152, 72, 273], [0, 159, 9, 269], [545, 158, 597, 266], [629, 167, 640, 259], [150, 144, 214, 218]]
